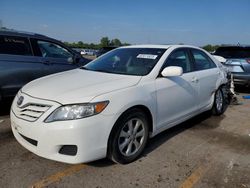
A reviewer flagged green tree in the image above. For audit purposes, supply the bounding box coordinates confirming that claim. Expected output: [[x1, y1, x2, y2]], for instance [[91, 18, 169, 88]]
[[89, 43, 96, 49], [110, 38, 122, 47], [122, 42, 130, 46], [202, 44, 220, 52], [77, 41, 84, 48], [203, 44, 213, 52], [64, 37, 130, 49], [100, 37, 110, 47]]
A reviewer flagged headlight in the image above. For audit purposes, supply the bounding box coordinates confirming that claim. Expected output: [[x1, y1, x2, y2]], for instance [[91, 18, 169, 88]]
[[45, 101, 109, 123]]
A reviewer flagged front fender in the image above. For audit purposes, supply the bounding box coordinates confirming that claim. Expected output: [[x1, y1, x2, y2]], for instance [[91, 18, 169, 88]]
[[90, 83, 157, 132]]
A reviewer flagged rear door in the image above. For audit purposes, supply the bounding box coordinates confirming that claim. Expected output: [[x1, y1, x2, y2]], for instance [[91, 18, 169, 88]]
[[155, 48, 198, 129], [0, 35, 47, 97], [30, 39, 79, 74], [190, 49, 220, 109]]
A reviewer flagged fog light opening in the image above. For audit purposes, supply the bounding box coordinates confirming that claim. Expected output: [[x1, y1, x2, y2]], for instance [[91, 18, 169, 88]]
[[59, 145, 78, 156]]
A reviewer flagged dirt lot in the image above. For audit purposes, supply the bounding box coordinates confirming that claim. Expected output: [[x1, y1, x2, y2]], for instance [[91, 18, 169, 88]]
[[0, 88, 250, 188]]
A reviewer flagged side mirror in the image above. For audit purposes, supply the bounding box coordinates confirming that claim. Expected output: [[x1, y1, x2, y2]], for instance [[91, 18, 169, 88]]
[[213, 55, 227, 63], [161, 66, 183, 77], [67, 57, 74, 64], [67, 54, 81, 64], [74, 53, 81, 63]]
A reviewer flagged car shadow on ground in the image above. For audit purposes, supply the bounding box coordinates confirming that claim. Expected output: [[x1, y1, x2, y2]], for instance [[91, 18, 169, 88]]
[[90, 111, 219, 167], [144, 111, 214, 156]]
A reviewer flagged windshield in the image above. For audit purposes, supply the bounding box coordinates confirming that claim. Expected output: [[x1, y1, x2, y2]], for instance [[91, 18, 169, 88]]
[[215, 47, 250, 59], [83, 48, 166, 76]]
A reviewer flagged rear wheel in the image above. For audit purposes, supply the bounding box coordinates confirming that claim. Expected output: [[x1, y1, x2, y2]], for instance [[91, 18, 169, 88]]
[[212, 87, 228, 115], [108, 109, 149, 164]]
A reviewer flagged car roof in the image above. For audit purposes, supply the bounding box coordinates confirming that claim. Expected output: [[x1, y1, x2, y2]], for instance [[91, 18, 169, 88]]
[[0, 30, 57, 41], [120, 44, 200, 49]]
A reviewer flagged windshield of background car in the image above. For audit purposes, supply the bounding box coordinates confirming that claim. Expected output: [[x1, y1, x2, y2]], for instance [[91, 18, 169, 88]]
[[215, 47, 250, 59], [84, 48, 166, 76]]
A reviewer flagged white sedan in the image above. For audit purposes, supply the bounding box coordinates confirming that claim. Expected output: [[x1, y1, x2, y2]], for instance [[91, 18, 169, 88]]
[[11, 45, 229, 164]]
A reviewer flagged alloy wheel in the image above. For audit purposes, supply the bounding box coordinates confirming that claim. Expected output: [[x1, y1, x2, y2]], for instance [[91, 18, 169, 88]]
[[118, 118, 146, 157]]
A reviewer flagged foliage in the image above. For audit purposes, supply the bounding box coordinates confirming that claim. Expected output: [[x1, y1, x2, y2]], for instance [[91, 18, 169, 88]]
[[110, 38, 122, 47], [202, 44, 220, 53], [100, 37, 110, 47], [64, 37, 129, 49]]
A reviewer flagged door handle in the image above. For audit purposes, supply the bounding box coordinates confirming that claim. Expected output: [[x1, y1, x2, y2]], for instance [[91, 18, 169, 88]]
[[191, 77, 199, 83]]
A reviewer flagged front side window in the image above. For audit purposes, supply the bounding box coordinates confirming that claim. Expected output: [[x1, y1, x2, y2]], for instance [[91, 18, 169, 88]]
[[37, 40, 73, 58], [84, 48, 166, 76], [0, 36, 32, 56], [162, 49, 192, 73], [192, 49, 216, 71]]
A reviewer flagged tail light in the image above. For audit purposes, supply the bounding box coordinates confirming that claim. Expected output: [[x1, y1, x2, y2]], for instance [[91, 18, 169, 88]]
[[247, 59, 250, 64]]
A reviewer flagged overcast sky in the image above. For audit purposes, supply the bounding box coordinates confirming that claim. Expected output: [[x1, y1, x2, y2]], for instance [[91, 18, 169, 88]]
[[1, 0, 250, 46]]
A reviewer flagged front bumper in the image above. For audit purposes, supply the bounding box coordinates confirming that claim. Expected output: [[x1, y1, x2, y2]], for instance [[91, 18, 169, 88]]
[[232, 73, 250, 85], [11, 93, 116, 164]]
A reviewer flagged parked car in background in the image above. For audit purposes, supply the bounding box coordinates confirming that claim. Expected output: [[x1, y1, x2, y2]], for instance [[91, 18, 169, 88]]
[[214, 46, 250, 86], [95, 46, 117, 57], [80, 49, 96, 56], [11, 45, 229, 164], [0, 30, 90, 102]]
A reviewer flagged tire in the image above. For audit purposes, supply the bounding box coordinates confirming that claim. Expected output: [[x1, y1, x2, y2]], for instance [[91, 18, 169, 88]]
[[212, 87, 228, 116], [108, 109, 149, 164]]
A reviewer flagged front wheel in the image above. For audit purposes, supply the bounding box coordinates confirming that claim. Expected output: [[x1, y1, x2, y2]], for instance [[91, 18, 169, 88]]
[[212, 87, 228, 115], [108, 109, 149, 164]]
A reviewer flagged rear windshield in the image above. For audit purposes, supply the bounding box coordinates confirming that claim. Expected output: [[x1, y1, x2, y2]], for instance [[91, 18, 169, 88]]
[[215, 47, 250, 59]]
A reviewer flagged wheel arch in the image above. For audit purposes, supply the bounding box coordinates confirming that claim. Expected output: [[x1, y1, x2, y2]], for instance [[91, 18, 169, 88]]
[[107, 104, 154, 156]]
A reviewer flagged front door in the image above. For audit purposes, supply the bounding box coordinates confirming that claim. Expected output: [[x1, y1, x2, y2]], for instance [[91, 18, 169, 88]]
[[31, 39, 79, 75], [155, 49, 198, 130]]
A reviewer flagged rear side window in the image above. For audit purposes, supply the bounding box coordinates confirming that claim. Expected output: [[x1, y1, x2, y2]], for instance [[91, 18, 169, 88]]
[[163, 49, 192, 73], [0, 36, 32, 56], [191, 49, 216, 71]]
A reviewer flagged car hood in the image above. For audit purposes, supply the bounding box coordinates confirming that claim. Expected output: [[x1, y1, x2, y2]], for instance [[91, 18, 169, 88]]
[[22, 69, 142, 104]]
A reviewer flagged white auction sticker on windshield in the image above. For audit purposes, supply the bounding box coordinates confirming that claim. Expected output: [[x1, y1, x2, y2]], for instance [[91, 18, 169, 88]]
[[137, 54, 158, 59]]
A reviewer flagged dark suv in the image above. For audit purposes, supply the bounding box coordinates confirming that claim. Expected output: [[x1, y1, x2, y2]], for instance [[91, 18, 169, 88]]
[[0, 30, 90, 101], [214, 46, 250, 86]]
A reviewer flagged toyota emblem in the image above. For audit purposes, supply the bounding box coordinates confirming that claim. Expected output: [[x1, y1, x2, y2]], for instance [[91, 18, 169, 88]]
[[17, 96, 24, 106]]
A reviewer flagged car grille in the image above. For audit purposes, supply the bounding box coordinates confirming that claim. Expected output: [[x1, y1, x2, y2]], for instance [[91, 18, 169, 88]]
[[15, 103, 51, 122]]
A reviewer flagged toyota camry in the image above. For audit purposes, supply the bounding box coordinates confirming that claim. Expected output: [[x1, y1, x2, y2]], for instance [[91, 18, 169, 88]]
[[11, 45, 229, 164]]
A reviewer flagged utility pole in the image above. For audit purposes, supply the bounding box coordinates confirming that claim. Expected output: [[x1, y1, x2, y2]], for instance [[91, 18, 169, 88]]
[[0, 19, 2, 29]]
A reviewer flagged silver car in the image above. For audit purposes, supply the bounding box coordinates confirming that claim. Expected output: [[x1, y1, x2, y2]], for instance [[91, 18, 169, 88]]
[[214, 46, 250, 86]]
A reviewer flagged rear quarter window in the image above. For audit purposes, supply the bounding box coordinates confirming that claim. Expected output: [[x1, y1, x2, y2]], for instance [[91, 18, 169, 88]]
[[0, 36, 32, 56]]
